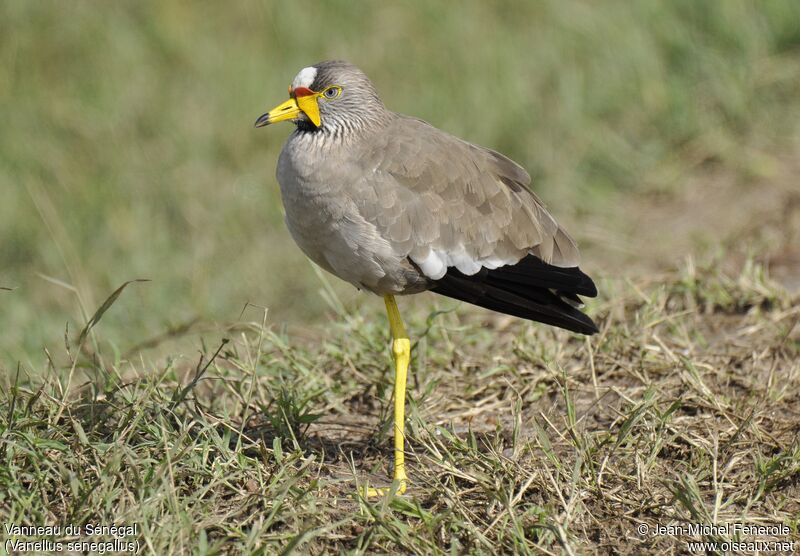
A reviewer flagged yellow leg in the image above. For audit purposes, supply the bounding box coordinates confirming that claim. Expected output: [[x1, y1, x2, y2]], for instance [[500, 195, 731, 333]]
[[366, 294, 410, 497]]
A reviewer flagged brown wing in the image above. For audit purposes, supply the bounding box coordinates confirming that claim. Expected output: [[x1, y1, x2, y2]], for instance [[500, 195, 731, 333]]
[[351, 115, 598, 334], [353, 115, 581, 277]]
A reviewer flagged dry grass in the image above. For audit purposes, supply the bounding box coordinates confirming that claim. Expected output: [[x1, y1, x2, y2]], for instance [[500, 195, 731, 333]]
[[3, 2, 800, 553], [4, 0, 800, 358], [2, 258, 798, 554]]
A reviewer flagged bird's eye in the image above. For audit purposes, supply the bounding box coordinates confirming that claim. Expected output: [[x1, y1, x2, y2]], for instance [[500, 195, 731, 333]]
[[322, 86, 341, 99]]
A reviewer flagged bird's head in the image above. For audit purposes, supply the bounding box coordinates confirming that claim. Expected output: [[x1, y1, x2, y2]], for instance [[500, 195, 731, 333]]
[[254, 61, 386, 133]]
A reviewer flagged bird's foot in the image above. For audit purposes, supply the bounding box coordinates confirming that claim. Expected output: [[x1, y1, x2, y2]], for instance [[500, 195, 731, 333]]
[[363, 472, 408, 497]]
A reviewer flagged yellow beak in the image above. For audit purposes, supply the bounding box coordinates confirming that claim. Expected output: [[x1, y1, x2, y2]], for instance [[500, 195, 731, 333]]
[[254, 94, 321, 128]]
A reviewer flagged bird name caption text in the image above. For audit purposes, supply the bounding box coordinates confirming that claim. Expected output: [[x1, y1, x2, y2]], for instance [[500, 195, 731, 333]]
[[4, 523, 140, 554]]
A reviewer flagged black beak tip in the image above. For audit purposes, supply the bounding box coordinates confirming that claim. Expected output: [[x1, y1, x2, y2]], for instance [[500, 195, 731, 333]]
[[254, 113, 270, 128]]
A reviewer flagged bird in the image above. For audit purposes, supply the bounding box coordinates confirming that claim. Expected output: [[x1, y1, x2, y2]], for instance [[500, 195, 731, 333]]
[[255, 60, 598, 496]]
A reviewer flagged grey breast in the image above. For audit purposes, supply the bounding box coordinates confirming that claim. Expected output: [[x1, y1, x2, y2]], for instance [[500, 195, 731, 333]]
[[276, 121, 430, 295]]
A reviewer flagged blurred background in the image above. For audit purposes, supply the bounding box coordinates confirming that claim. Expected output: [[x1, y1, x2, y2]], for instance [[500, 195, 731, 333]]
[[2, 1, 799, 363]]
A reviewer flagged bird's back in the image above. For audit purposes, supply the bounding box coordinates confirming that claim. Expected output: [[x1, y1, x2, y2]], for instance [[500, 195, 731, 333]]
[[354, 114, 581, 271], [349, 115, 598, 333]]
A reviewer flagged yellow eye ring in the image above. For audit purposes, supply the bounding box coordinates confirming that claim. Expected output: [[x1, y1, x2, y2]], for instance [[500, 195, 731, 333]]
[[321, 86, 342, 100]]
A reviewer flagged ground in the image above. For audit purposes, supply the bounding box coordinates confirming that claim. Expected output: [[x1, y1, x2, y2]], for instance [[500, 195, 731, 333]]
[[2, 2, 800, 554]]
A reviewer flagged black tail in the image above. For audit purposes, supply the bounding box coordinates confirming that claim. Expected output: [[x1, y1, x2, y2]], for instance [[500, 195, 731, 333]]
[[429, 255, 599, 335]]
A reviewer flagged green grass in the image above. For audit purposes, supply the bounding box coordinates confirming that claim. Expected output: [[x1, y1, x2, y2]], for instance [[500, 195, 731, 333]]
[[1, 259, 798, 553], [3, 2, 800, 553], [2, 1, 800, 359]]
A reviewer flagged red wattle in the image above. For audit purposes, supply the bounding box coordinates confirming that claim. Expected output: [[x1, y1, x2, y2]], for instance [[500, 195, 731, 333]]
[[293, 87, 315, 97]]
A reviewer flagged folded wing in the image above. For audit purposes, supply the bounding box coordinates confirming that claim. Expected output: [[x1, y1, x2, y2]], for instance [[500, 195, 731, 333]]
[[354, 115, 598, 334]]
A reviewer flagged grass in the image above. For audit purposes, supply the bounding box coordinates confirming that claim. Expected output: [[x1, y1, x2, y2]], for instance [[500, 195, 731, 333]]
[[3, 0, 800, 359], [1, 258, 798, 554], [3, 1, 800, 553]]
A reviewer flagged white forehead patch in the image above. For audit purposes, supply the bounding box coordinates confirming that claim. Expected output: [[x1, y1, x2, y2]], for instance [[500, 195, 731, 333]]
[[292, 66, 318, 89]]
